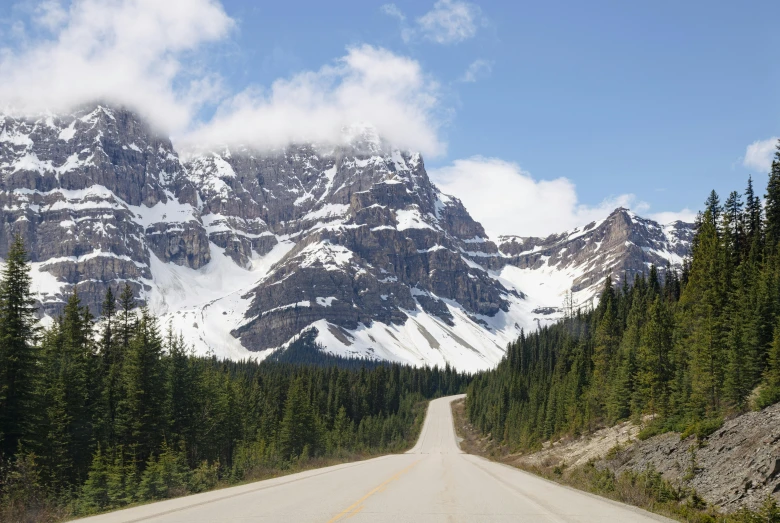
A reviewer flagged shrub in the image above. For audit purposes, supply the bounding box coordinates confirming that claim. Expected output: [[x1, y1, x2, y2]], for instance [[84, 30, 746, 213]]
[[680, 418, 723, 441]]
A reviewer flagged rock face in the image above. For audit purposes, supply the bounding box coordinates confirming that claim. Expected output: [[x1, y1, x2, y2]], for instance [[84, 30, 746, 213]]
[[0, 105, 208, 313], [607, 403, 780, 513], [496, 209, 693, 308], [0, 105, 694, 370]]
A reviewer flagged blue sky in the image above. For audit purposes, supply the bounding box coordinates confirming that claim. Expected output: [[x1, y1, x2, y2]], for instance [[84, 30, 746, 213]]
[[1, 0, 778, 236]]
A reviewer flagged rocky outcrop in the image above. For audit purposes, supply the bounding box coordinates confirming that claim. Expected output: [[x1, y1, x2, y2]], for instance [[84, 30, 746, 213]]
[[497, 208, 694, 302], [217, 146, 510, 352], [606, 403, 780, 513], [0, 105, 209, 313]]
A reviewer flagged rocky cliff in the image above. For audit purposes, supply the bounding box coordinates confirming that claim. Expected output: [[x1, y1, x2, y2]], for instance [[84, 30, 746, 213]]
[[0, 105, 694, 370]]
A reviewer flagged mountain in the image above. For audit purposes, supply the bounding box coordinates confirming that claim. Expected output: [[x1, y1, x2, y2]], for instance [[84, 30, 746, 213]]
[[0, 105, 694, 370]]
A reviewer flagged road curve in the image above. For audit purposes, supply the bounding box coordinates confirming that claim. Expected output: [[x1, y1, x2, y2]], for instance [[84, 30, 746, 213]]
[[74, 395, 672, 522]]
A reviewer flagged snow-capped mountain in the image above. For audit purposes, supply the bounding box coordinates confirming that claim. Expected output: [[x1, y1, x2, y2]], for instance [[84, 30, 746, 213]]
[[0, 105, 694, 370]]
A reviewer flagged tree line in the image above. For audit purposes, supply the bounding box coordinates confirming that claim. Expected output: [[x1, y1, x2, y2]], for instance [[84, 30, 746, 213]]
[[467, 140, 780, 450], [0, 239, 468, 519]]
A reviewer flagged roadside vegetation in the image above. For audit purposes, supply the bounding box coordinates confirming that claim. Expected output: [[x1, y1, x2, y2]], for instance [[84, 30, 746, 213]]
[[468, 144, 780, 450], [463, 142, 780, 521], [0, 237, 468, 522], [453, 398, 779, 522]]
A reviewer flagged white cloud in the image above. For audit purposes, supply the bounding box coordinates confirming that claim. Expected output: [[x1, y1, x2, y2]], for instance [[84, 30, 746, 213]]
[[380, 3, 405, 21], [648, 209, 698, 225], [179, 45, 444, 157], [0, 0, 234, 134], [0, 2, 446, 156], [417, 0, 481, 44], [744, 137, 779, 172], [429, 156, 692, 238], [382, 0, 482, 45], [34, 1, 68, 31], [459, 58, 492, 82]]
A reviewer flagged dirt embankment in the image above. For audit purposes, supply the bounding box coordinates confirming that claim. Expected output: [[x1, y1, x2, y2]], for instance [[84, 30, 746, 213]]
[[452, 399, 780, 514]]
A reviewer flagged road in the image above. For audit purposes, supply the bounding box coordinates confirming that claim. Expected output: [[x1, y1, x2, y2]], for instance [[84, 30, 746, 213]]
[[75, 395, 672, 522]]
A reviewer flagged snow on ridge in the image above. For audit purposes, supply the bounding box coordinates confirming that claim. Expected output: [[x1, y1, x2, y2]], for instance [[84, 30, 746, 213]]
[[396, 207, 436, 231]]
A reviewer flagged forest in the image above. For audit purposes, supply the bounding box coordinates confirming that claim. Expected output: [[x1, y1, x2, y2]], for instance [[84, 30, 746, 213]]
[[467, 140, 780, 451], [0, 241, 467, 520]]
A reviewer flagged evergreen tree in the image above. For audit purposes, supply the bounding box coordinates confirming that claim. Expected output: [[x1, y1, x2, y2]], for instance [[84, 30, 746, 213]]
[[99, 288, 121, 445], [745, 175, 762, 245], [167, 331, 198, 459], [757, 319, 780, 408], [38, 292, 97, 490], [636, 297, 673, 416], [0, 236, 39, 457], [705, 190, 722, 228], [115, 308, 167, 462], [765, 140, 780, 251], [118, 284, 136, 352], [279, 378, 318, 460]]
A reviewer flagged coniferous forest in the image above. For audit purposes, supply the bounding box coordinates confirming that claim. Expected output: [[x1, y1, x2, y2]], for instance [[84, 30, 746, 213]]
[[467, 140, 780, 451], [0, 239, 467, 521]]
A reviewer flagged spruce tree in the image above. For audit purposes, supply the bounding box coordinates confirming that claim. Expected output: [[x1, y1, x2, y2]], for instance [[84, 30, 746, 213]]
[[0, 235, 39, 457], [99, 288, 121, 445], [279, 378, 317, 461], [723, 190, 744, 266], [115, 308, 166, 462], [118, 283, 136, 351], [765, 140, 780, 251], [637, 296, 673, 416], [758, 318, 780, 408], [705, 190, 722, 228], [38, 292, 97, 490], [677, 212, 726, 416], [745, 175, 762, 244]]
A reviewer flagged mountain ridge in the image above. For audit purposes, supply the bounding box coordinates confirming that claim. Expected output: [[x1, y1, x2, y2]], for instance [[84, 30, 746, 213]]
[[0, 104, 695, 370]]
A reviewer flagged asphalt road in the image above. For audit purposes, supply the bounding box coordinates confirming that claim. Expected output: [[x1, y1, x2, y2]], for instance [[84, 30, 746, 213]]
[[75, 395, 672, 522]]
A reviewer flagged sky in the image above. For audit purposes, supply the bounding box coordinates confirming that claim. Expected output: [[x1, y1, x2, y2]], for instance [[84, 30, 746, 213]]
[[0, 0, 778, 237]]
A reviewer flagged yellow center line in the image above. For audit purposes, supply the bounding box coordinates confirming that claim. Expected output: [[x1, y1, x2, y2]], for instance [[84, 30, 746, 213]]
[[326, 459, 421, 523]]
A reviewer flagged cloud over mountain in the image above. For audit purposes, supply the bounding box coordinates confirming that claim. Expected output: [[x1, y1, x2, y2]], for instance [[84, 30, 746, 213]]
[[0, 1, 445, 156], [0, 0, 232, 133], [430, 156, 695, 237], [179, 45, 444, 157]]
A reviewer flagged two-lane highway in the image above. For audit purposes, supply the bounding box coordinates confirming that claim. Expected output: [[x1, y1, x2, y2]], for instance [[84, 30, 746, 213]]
[[75, 396, 672, 522]]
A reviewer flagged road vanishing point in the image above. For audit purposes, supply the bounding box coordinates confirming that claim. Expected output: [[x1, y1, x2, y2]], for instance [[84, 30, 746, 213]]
[[75, 395, 672, 522]]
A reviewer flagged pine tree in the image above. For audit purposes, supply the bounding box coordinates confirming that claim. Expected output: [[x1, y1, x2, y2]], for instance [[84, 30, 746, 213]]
[[167, 331, 198, 456], [591, 276, 622, 418], [745, 175, 762, 246], [38, 292, 97, 490], [705, 190, 722, 229], [78, 446, 110, 514], [279, 378, 318, 461], [0, 235, 40, 457], [723, 190, 744, 266], [757, 319, 780, 408], [765, 140, 780, 251], [118, 284, 136, 351], [637, 297, 673, 416], [115, 308, 167, 462], [99, 288, 121, 446]]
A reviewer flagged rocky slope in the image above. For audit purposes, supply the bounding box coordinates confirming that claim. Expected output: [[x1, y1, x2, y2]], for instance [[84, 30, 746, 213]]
[[607, 404, 780, 513], [453, 398, 779, 514], [0, 104, 694, 370], [0, 106, 207, 313]]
